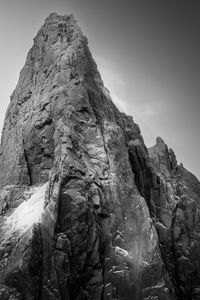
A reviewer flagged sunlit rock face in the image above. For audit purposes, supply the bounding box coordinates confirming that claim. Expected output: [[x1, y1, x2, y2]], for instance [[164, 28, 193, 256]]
[[0, 13, 199, 300]]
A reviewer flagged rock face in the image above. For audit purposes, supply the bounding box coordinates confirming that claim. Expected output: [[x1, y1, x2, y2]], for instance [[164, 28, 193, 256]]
[[0, 13, 200, 300]]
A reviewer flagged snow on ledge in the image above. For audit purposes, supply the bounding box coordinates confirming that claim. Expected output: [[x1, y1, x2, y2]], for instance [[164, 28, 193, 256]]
[[5, 182, 48, 233], [115, 246, 129, 258]]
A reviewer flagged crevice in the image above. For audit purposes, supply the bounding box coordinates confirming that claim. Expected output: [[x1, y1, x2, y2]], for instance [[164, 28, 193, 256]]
[[23, 140, 33, 186], [170, 203, 182, 299]]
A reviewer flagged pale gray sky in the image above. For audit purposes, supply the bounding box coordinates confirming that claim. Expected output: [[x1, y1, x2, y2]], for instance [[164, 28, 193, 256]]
[[0, 0, 200, 179]]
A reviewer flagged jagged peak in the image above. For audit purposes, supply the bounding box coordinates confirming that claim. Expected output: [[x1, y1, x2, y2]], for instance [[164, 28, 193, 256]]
[[11, 12, 89, 104], [35, 12, 85, 43], [148, 136, 167, 153], [42, 12, 79, 31], [156, 136, 165, 144], [148, 137, 178, 176]]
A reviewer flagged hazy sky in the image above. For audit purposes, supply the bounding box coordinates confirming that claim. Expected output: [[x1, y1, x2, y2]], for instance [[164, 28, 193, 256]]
[[0, 0, 200, 178]]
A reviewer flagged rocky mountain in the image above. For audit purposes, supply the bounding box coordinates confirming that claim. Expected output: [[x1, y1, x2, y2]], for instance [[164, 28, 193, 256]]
[[0, 13, 200, 300]]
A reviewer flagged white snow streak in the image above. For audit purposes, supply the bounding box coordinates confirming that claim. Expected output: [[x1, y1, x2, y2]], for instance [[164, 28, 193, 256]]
[[115, 246, 129, 258], [5, 182, 48, 232]]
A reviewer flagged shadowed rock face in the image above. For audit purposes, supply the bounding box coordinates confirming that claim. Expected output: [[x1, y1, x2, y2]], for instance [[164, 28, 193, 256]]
[[148, 139, 200, 300], [0, 13, 199, 300]]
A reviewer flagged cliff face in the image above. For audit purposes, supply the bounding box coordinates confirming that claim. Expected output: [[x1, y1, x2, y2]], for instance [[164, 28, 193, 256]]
[[0, 13, 200, 300]]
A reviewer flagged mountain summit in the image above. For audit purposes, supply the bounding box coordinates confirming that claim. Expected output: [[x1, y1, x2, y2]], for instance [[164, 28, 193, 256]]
[[0, 13, 200, 300]]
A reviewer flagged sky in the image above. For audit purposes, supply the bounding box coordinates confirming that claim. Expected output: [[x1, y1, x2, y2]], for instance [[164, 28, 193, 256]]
[[0, 0, 200, 179]]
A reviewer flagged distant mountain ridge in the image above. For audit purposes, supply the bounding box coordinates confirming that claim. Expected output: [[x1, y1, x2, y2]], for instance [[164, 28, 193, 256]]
[[0, 13, 200, 300]]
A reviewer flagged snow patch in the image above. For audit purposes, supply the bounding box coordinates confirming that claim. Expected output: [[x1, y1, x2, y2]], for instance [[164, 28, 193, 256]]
[[5, 182, 48, 232], [115, 246, 129, 258]]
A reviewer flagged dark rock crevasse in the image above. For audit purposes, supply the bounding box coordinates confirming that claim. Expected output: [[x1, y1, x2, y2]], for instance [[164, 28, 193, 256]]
[[0, 13, 199, 300]]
